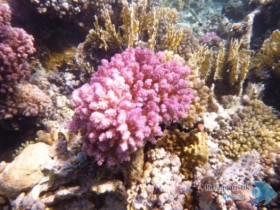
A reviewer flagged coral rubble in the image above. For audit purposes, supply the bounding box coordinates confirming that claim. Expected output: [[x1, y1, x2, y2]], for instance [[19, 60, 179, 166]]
[[127, 148, 192, 210]]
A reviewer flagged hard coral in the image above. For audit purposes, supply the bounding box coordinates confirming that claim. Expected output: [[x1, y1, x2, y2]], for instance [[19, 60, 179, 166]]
[[158, 128, 209, 179], [0, 4, 35, 95], [253, 30, 280, 74], [0, 4, 10, 26], [127, 148, 192, 210], [15, 83, 52, 117], [219, 99, 280, 159], [28, 0, 86, 18], [70, 47, 194, 166], [79, 1, 182, 68], [0, 83, 52, 119]]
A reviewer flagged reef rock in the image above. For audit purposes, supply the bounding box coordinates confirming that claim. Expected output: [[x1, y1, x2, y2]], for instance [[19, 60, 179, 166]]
[[0, 143, 52, 197]]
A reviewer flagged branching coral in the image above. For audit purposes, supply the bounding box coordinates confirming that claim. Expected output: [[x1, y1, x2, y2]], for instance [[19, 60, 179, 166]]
[[188, 45, 212, 80], [79, 0, 183, 67], [14, 83, 52, 117], [0, 4, 35, 95], [253, 30, 280, 76], [0, 83, 52, 119], [161, 24, 184, 52], [70, 47, 194, 166], [189, 39, 252, 95], [176, 25, 199, 60], [188, 30, 280, 98], [0, 4, 46, 120]]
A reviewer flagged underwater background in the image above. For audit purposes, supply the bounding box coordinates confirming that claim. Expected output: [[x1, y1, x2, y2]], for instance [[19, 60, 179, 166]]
[[0, 0, 279, 209]]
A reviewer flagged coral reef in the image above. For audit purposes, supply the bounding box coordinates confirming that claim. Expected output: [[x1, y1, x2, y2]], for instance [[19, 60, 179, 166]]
[[181, 76, 213, 128], [174, 0, 227, 37], [13, 83, 52, 117], [70, 47, 194, 166], [0, 0, 280, 209], [1, 139, 126, 209], [222, 0, 247, 21], [26, 63, 76, 129], [220, 150, 261, 184], [0, 4, 35, 95], [127, 148, 192, 210], [0, 4, 54, 121]]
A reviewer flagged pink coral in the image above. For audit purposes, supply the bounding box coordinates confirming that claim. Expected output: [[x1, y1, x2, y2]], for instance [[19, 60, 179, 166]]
[[70, 48, 194, 166], [15, 83, 52, 117], [0, 83, 52, 119], [0, 4, 11, 26], [201, 32, 222, 47], [0, 4, 35, 95]]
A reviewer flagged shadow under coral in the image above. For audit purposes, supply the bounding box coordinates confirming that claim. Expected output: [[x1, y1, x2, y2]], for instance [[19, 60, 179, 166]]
[[0, 117, 43, 162]]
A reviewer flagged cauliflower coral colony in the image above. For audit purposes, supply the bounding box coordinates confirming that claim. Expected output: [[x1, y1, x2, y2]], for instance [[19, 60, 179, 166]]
[[1, 0, 280, 209], [70, 48, 194, 166]]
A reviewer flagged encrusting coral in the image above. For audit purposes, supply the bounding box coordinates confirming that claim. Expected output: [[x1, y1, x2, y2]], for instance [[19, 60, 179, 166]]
[[70, 47, 194, 166], [219, 99, 280, 159], [157, 128, 209, 179], [1, 1, 280, 209], [41, 47, 76, 71]]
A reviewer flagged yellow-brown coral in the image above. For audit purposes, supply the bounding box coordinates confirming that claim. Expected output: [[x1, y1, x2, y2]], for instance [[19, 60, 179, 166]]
[[220, 99, 280, 160], [253, 30, 280, 77], [157, 128, 209, 179], [41, 47, 76, 71], [177, 25, 199, 60], [188, 39, 252, 95], [181, 78, 212, 128], [80, 0, 183, 66]]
